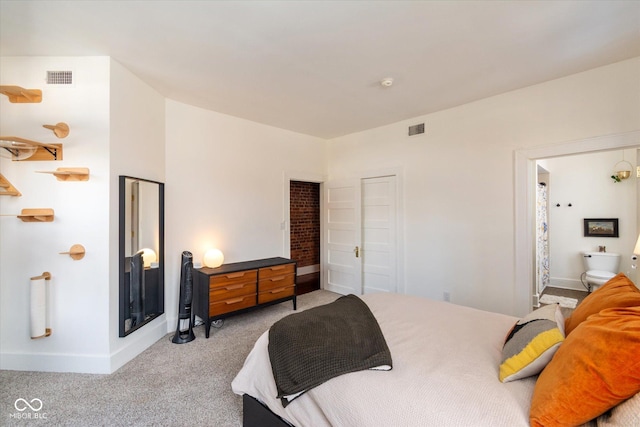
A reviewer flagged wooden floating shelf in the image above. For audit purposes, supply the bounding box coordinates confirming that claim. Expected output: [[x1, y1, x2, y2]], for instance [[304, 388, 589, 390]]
[[0, 136, 62, 161], [17, 208, 54, 222], [0, 173, 21, 196], [60, 244, 86, 260], [37, 167, 89, 181], [0, 85, 42, 103]]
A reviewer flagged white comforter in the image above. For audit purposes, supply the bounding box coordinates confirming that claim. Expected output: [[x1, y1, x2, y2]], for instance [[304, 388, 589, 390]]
[[232, 292, 536, 426]]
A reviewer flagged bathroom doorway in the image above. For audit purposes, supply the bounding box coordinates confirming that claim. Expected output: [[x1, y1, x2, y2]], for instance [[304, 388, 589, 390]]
[[517, 133, 640, 315]]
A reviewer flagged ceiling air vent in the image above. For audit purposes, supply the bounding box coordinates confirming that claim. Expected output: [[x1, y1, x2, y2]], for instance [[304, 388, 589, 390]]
[[408, 123, 425, 136], [46, 70, 73, 85]]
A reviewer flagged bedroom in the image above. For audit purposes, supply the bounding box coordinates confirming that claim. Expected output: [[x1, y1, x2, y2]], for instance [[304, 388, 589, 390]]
[[0, 1, 639, 423]]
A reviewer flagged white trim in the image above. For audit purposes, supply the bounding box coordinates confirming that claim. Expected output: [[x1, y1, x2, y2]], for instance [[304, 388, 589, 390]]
[[323, 167, 405, 295], [297, 264, 320, 275], [282, 171, 326, 259], [110, 315, 167, 373], [514, 130, 640, 316], [283, 171, 326, 289], [0, 316, 166, 374]]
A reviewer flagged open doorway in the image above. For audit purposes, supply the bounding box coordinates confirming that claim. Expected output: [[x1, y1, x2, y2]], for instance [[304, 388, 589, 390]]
[[290, 181, 321, 294], [515, 131, 640, 316]]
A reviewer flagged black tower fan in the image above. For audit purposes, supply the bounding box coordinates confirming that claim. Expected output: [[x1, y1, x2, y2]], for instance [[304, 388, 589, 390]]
[[172, 251, 196, 343]]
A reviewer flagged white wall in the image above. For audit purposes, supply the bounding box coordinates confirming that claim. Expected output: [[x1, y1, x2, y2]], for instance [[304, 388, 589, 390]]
[[0, 57, 111, 372], [108, 59, 166, 372], [2, 54, 638, 372], [539, 149, 637, 290], [0, 57, 166, 374], [327, 57, 640, 316], [164, 100, 326, 330]]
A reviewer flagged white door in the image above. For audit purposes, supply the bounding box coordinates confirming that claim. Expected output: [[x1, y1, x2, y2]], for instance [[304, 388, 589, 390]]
[[324, 175, 399, 295], [325, 179, 362, 295], [362, 176, 397, 294]]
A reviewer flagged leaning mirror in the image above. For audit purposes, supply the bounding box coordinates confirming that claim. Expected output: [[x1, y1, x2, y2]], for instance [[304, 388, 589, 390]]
[[119, 176, 165, 337]]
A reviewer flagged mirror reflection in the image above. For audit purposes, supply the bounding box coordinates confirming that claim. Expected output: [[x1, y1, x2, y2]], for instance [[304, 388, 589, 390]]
[[119, 176, 164, 337]]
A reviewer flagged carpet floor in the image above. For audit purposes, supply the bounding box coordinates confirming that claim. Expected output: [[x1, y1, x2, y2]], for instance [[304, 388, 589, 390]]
[[2, 287, 587, 426], [0, 290, 340, 427]]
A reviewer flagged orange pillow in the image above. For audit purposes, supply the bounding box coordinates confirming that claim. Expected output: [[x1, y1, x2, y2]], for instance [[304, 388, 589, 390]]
[[530, 306, 640, 427], [564, 273, 640, 335]]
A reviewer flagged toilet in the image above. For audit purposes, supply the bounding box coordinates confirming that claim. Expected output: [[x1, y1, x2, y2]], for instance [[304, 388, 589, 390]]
[[582, 251, 621, 291]]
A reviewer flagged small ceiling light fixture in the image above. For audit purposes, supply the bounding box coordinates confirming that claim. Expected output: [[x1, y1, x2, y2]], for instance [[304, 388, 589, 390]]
[[380, 77, 394, 88]]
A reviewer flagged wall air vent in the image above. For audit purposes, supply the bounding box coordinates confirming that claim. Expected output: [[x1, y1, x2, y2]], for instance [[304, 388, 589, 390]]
[[46, 71, 73, 85], [408, 123, 425, 136]]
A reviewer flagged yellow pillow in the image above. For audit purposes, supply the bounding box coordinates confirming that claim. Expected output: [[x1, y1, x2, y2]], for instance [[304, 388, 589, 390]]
[[530, 306, 640, 427], [499, 303, 564, 383], [564, 273, 640, 336]]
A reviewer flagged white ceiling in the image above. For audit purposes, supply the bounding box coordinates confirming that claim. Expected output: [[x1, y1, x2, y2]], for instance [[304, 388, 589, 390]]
[[1, 1, 639, 139]]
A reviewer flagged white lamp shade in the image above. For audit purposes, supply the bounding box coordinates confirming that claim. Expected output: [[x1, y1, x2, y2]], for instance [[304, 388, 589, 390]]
[[204, 248, 224, 268], [634, 234, 640, 255], [141, 248, 157, 268]]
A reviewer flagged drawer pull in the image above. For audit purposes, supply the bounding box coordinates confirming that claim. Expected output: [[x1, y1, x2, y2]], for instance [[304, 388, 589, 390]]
[[225, 284, 245, 291], [225, 297, 245, 305], [270, 275, 286, 282], [270, 287, 287, 294], [270, 265, 286, 271], [225, 272, 246, 279]]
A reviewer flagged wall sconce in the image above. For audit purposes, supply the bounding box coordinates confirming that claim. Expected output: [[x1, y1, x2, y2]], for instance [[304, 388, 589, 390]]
[[141, 248, 157, 268], [611, 152, 632, 182], [632, 235, 640, 270], [203, 248, 224, 268]]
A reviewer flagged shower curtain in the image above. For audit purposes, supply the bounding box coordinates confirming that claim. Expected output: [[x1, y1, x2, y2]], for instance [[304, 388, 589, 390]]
[[536, 183, 550, 293]]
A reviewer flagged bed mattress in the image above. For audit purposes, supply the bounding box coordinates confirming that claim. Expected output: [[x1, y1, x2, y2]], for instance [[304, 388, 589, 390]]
[[232, 292, 537, 426]]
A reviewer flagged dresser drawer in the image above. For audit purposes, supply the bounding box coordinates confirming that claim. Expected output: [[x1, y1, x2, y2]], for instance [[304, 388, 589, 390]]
[[210, 270, 257, 290], [259, 263, 295, 280], [258, 286, 295, 304], [210, 282, 256, 300], [209, 294, 256, 317], [259, 273, 295, 292]]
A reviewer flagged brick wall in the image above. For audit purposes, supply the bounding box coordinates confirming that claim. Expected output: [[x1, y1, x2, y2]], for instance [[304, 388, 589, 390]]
[[290, 181, 320, 268]]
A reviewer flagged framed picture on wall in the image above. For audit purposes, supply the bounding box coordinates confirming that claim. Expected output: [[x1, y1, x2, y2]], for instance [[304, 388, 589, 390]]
[[583, 218, 619, 237]]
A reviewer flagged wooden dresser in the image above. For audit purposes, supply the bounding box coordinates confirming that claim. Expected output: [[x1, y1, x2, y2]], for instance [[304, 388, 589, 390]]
[[193, 257, 297, 338]]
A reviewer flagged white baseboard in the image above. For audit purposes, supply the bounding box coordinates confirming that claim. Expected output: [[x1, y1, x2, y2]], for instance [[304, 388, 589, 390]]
[[0, 351, 112, 374], [0, 316, 167, 374], [549, 277, 588, 292], [532, 293, 540, 308], [297, 264, 320, 275], [110, 316, 167, 373]]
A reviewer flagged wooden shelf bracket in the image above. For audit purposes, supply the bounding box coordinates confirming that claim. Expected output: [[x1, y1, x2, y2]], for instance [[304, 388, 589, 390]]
[[0, 173, 21, 196], [0, 85, 42, 103], [37, 167, 89, 181], [17, 208, 55, 222], [60, 244, 86, 260], [0, 136, 62, 161], [43, 122, 70, 139]]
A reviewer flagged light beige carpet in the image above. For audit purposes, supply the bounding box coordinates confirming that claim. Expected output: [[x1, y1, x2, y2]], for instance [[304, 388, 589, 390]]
[[0, 290, 339, 427]]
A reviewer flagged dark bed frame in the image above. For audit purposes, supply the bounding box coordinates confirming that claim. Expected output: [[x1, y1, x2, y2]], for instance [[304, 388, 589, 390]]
[[243, 394, 292, 427]]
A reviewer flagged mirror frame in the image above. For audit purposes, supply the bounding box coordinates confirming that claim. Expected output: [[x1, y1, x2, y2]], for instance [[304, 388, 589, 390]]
[[118, 175, 165, 337]]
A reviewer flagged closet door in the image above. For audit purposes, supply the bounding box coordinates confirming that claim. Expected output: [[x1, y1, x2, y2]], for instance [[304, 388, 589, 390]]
[[362, 176, 397, 294], [324, 179, 362, 295]]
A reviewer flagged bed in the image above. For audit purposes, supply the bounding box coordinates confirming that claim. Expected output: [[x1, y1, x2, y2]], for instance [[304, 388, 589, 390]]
[[232, 278, 640, 427]]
